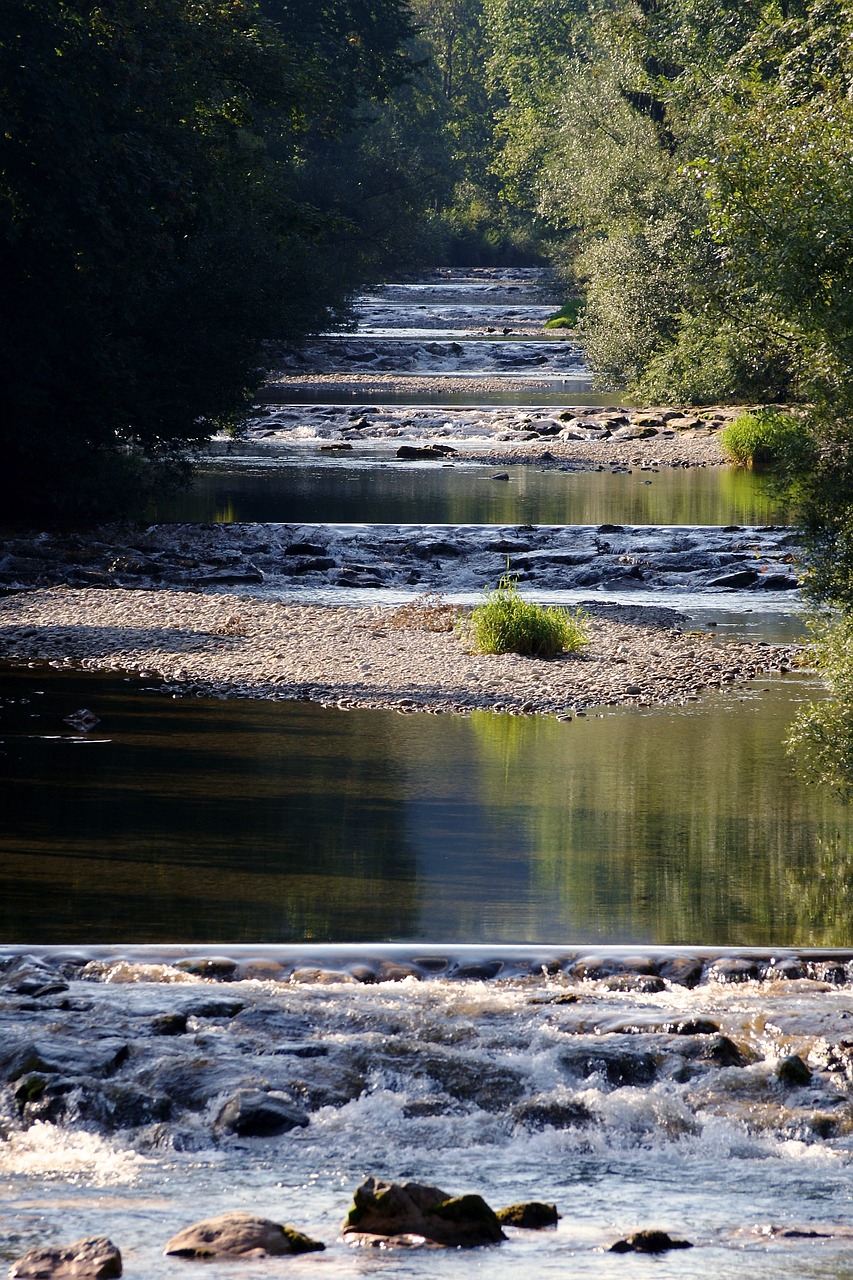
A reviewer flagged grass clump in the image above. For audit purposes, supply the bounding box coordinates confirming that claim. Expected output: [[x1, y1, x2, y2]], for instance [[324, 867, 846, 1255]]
[[386, 592, 457, 633], [720, 409, 812, 467], [544, 299, 584, 330], [461, 573, 589, 657]]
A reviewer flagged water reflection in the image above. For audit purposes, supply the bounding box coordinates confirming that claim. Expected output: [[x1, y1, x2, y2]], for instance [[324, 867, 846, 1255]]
[[149, 448, 788, 526], [1, 668, 851, 946]]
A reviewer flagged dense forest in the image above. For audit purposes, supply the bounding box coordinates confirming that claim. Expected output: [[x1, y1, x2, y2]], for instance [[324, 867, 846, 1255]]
[[1, 2, 851, 590]]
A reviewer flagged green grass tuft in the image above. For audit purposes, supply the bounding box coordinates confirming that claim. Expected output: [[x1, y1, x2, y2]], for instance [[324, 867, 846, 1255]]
[[544, 299, 584, 330], [719, 409, 811, 467], [460, 573, 589, 658]]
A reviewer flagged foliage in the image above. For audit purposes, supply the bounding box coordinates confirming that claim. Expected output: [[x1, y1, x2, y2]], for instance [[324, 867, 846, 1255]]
[[719, 411, 814, 469], [461, 574, 589, 658], [786, 614, 853, 801], [0, 0, 415, 522], [545, 300, 583, 330]]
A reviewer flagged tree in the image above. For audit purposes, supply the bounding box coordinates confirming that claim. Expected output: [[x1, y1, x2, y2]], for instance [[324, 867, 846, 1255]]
[[0, 0, 414, 522]]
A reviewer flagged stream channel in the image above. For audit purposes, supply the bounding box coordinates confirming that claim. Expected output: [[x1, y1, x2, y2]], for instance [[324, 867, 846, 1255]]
[[3, 269, 853, 1278]]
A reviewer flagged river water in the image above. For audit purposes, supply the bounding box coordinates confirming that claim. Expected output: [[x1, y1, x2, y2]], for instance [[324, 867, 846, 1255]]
[[3, 269, 853, 1278]]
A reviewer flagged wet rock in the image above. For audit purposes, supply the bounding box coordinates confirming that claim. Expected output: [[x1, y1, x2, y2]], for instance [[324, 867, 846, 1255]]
[[512, 1097, 593, 1130], [707, 957, 761, 984], [15, 1074, 172, 1130], [497, 1202, 560, 1228], [558, 1042, 658, 1087], [151, 1013, 187, 1036], [10, 1236, 122, 1278], [0, 958, 68, 999], [658, 955, 704, 987], [609, 1230, 693, 1253], [708, 569, 759, 588], [184, 997, 244, 1019], [675, 1034, 749, 1069], [174, 957, 238, 981], [776, 1054, 812, 1086], [0, 1036, 129, 1083], [215, 1089, 309, 1137], [396, 445, 451, 459], [164, 1212, 324, 1259], [343, 1177, 506, 1248], [284, 542, 327, 557]]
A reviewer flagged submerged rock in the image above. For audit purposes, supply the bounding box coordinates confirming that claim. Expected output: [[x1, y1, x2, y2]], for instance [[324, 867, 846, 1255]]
[[10, 1236, 122, 1278], [609, 1229, 693, 1253], [164, 1212, 324, 1258], [343, 1177, 506, 1248]]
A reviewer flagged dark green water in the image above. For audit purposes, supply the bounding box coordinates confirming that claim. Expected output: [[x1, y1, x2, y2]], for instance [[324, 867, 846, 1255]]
[[150, 448, 787, 525], [1, 666, 848, 947]]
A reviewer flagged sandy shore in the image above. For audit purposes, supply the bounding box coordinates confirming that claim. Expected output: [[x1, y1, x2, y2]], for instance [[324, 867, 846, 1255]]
[[0, 587, 803, 716]]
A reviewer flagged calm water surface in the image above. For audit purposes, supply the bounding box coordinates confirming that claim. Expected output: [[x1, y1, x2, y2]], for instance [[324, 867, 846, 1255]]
[[1, 666, 847, 946], [150, 446, 788, 526]]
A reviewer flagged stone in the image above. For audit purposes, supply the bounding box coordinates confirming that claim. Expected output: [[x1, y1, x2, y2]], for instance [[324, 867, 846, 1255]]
[[497, 1202, 560, 1228], [776, 1054, 812, 1086], [164, 1212, 324, 1259], [609, 1229, 693, 1254], [215, 1089, 309, 1137], [10, 1236, 122, 1278], [343, 1177, 506, 1248]]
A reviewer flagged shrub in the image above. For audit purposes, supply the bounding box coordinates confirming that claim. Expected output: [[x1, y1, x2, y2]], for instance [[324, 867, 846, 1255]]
[[461, 574, 589, 658], [545, 299, 584, 330], [786, 613, 853, 800], [719, 409, 812, 468]]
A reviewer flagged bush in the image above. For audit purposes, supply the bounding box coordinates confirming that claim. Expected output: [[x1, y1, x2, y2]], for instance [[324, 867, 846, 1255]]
[[461, 574, 589, 658], [545, 300, 584, 330], [720, 409, 812, 467]]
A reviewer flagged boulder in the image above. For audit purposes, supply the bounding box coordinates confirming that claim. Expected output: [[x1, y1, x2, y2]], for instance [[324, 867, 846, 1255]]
[[609, 1229, 693, 1254], [215, 1089, 309, 1137], [10, 1236, 122, 1278], [343, 1177, 506, 1248], [164, 1212, 324, 1259], [497, 1202, 560, 1228]]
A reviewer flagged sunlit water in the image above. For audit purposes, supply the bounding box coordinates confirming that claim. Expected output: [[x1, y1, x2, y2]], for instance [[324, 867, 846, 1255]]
[[149, 445, 787, 526], [3, 267, 848, 1278]]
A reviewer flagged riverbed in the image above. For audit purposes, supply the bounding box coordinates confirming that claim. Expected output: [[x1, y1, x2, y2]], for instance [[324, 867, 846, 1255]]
[[2, 267, 849, 1280]]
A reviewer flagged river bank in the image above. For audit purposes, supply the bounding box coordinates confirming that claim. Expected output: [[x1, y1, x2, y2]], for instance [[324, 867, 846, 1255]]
[[0, 586, 802, 715]]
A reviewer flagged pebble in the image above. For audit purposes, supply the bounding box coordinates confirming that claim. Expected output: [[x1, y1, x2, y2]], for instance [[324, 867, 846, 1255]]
[[0, 589, 803, 718]]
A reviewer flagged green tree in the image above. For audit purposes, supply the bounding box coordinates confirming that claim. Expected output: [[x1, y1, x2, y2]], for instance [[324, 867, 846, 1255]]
[[0, 0, 413, 522]]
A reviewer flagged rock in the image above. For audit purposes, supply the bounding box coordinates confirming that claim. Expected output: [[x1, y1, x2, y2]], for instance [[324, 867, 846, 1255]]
[[610, 1230, 693, 1253], [174, 957, 238, 981], [10, 1236, 122, 1278], [511, 1097, 593, 1130], [62, 709, 100, 732], [491, 472, 510, 481], [343, 1177, 506, 1248], [497, 1202, 560, 1228], [150, 1013, 187, 1036], [708, 569, 759, 588], [164, 1212, 324, 1259], [215, 1089, 309, 1137], [776, 1054, 812, 1086]]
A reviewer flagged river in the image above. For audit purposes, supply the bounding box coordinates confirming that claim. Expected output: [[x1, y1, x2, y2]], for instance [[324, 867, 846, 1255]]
[[2, 269, 852, 1278]]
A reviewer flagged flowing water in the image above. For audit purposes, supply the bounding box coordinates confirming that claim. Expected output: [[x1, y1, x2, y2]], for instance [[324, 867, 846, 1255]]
[[3, 269, 852, 1278]]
